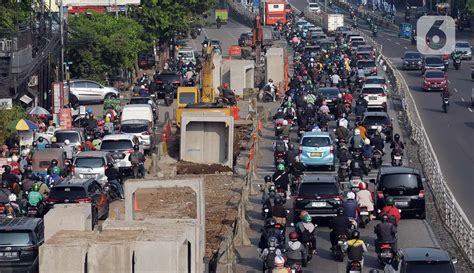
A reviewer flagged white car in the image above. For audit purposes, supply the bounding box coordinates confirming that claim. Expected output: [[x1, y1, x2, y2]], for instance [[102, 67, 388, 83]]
[[454, 40, 472, 60], [99, 134, 141, 172], [308, 3, 321, 13], [73, 151, 114, 184], [66, 79, 119, 103], [361, 84, 387, 111]]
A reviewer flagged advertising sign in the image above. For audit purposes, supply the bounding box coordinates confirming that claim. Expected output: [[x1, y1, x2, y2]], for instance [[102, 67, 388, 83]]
[[59, 108, 72, 129]]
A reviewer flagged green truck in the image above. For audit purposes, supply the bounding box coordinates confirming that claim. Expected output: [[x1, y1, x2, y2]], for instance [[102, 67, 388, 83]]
[[215, 9, 228, 24]]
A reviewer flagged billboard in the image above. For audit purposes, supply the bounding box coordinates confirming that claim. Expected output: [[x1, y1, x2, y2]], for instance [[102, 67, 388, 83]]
[[58, 0, 140, 6]]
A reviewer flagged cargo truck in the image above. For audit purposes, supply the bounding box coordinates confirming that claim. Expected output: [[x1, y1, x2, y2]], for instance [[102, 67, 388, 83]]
[[323, 14, 344, 35]]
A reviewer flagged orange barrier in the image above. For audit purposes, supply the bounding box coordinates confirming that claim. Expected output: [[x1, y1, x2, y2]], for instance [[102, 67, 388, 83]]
[[133, 194, 141, 212], [231, 106, 240, 120]]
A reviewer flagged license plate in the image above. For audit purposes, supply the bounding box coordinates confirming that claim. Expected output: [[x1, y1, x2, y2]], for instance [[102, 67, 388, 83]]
[[311, 202, 326, 207], [83, 174, 96, 178], [276, 126, 280, 130], [395, 201, 409, 207], [433, 85, 438, 87], [394, 156, 402, 160], [380, 252, 393, 258], [360, 211, 369, 215], [337, 240, 346, 245], [310, 152, 322, 157], [371, 125, 381, 130], [0, 252, 18, 259], [369, 96, 378, 100]]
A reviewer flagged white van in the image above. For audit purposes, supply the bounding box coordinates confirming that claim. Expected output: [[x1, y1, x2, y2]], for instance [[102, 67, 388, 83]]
[[121, 104, 154, 124]]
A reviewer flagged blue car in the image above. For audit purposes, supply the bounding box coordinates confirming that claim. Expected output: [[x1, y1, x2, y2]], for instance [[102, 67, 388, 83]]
[[299, 131, 336, 170]]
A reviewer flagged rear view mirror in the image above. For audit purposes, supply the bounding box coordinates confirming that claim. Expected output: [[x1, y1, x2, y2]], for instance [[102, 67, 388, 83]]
[[451, 257, 458, 264], [369, 178, 376, 184]]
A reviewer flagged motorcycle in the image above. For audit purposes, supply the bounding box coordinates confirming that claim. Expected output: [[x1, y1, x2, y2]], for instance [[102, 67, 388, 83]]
[[338, 162, 349, 181], [362, 156, 372, 175], [443, 59, 449, 70], [104, 180, 121, 202], [289, 263, 303, 273], [347, 260, 362, 273], [132, 162, 144, 179], [261, 90, 274, 102], [372, 27, 378, 37], [377, 242, 394, 266], [333, 234, 348, 262], [391, 152, 403, 167], [372, 149, 383, 169], [358, 206, 370, 228], [442, 97, 449, 113], [453, 57, 461, 70], [164, 89, 174, 106]]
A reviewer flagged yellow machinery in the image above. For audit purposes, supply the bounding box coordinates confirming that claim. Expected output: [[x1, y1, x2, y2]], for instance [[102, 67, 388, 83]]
[[176, 42, 231, 128]]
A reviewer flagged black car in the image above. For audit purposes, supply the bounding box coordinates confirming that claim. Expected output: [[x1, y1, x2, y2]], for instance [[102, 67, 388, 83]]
[[46, 178, 109, 228], [153, 72, 181, 97], [361, 111, 393, 139], [0, 217, 44, 273], [384, 247, 457, 273], [421, 56, 445, 75], [293, 174, 342, 222], [238, 32, 252, 47], [317, 87, 340, 112], [371, 167, 426, 219], [401, 51, 422, 70], [138, 52, 155, 69]]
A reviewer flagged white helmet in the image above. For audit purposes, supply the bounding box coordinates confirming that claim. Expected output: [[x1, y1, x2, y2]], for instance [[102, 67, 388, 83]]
[[338, 93, 342, 99], [376, 127, 382, 133], [310, 57, 315, 62], [282, 120, 288, 126], [11, 155, 18, 162], [354, 128, 360, 135], [364, 138, 370, 145], [9, 194, 17, 202], [274, 255, 285, 265], [64, 139, 70, 145], [21, 149, 29, 157], [339, 118, 348, 129], [346, 192, 356, 200], [140, 85, 145, 89]]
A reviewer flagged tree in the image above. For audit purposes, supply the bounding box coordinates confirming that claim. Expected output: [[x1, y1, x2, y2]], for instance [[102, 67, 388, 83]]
[[0, 0, 32, 30], [0, 105, 27, 144], [67, 13, 146, 82]]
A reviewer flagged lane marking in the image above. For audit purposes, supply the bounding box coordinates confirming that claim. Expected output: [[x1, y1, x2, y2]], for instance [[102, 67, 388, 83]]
[[468, 108, 473, 112], [395, 42, 401, 45], [404, 46, 408, 49], [454, 88, 458, 93], [461, 97, 465, 102], [386, 38, 392, 42]]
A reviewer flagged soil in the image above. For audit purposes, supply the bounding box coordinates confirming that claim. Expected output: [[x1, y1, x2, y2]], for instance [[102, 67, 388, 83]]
[[176, 161, 232, 175]]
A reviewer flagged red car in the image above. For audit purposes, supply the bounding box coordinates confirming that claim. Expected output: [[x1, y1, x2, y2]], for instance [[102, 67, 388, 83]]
[[422, 70, 448, 91]]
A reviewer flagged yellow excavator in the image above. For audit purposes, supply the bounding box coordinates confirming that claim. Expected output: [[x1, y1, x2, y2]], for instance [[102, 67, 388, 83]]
[[176, 41, 232, 128]]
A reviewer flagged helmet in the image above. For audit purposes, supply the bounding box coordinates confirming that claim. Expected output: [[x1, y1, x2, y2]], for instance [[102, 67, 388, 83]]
[[346, 191, 356, 200], [11, 155, 18, 162], [3, 165, 11, 172], [97, 120, 105, 126], [354, 128, 360, 136], [381, 214, 389, 222], [38, 136, 44, 142], [269, 79, 273, 83], [64, 139, 70, 145], [133, 144, 140, 151], [52, 166, 61, 175], [386, 197, 395, 206], [376, 127, 382, 134], [223, 83, 229, 89], [299, 210, 309, 220], [274, 255, 285, 266], [140, 85, 145, 89], [86, 107, 93, 114], [8, 193, 17, 202], [282, 120, 288, 126], [359, 182, 367, 190], [364, 138, 371, 145], [289, 231, 299, 241], [339, 118, 348, 128], [277, 108, 283, 113], [32, 183, 41, 192], [265, 218, 276, 227], [51, 159, 58, 166], [86, 135, 92, 141], [359, 94, 364, 99], [336, 207, 344, 215], [337, 93, 342, 99], [288, 143, 295, 150], [394, 134, 400, 141], [302, 214, 312, 223], [264, 175, 272, 183], [107, 162, 114, 168], [351, 230, 360, 240], [276, 163, 285, 172], [274, 196, 282, 205], [268, 237, 278, 248]]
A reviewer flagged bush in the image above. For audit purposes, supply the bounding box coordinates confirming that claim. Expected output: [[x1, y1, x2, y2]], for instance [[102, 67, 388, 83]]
[[0, 105, 27, 144]]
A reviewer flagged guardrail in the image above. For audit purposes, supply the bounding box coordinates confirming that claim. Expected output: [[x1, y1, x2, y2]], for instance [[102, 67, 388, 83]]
[[334, 0, 397, 30], [354, 28, 474, 265]]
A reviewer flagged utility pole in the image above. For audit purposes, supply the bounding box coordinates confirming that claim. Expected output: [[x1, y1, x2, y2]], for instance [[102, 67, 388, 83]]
[[59, 0, 64, 82], [115, 0, 119, 18]]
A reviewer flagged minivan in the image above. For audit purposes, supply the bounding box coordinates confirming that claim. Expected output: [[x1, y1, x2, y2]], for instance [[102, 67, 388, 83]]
[[120, 119, 155, 152], [99, 134, 140, 172], [121, 104, 154, 124], [73, 151, 114, 184]]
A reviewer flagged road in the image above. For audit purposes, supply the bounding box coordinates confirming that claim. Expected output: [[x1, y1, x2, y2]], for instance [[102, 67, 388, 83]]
[[292, 0, 474, 221]]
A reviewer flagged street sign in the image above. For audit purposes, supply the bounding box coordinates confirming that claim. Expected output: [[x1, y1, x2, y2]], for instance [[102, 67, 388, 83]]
[[51, 82, 64, 114], [59, 108, 72, 129], [253, 0, 260, 7]]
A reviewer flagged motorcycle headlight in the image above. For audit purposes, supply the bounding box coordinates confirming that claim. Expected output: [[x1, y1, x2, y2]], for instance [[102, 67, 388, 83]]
[[417, 61, 422, 65]]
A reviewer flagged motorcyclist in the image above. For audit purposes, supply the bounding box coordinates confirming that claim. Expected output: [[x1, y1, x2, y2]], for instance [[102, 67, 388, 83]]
[[335, 122, 350, 143], [35, 136, 48, 151], [350, 128, 364, 152], [63, 139, 74, 159], [355, 122, 368, 140], [27, 183, 45, 215], [260, 236, 283, 271], [355, 94, 368, 109], [2, 165, 19, 189], [129, 144, 145, 178], [381, 197, 401, 226], [338, 145, 351, 164], [273, 163, 290, 199], [390, 134, 405, 161], [284, 231, 308, 266], [344, 230, 368, 268], [262, 175, 276, 204], [329, 207, 351, 249], [7, 194, 24, 216], [356, 182, 374, 216], [440, 89, 451, 100], [362, 138, 374, 159], [295, 213, 317, 255], [264, 79, 277, 101], [47, 159, 59, 175], [342, 192, 359, 220], [319, 100, 330, 115], [221, 83, 236, 102], [32, 179, 50, 198], [371, 128, 385, 154], [81, 136, 95, 151], [350, 160, 364, 180], [45, 166, 62, 187], [0, 181, 12, 203], [281, 120, 291, 139], [374, 214, 398, 254], [272, 255, 291, 273], [272, 196, 287, 226], [259, 218, 285, 249], [285, 143, 297, 166], [104, 162, 125, 199]]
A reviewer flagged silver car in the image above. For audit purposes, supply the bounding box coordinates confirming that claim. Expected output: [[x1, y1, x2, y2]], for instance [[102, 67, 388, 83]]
[[66, 79, 119, 103], [454, 41, 472, 60], [73, 151, 114, 184], [120, 119, 155, 152]]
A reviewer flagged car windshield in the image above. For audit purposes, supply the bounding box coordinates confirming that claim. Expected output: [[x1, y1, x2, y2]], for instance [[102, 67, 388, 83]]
[[362, 88, 384, 94], [179, 92, 196, 105], [425, 71, 445, 78], [156, 74, 179, 82], [358, 46, 373, 51], [405, 261, 454, 273], [130, 98, 151, 104], [363, 115, 390, 125], [357, 61, 375, 68], [299, 183, 338, 196], [55, 132, 80, 143], [455, 42, 469, 48], [405, 52, 421, 59], [49, 186, 87, 200], [318, 88, 339, 98], [178, 51, 194, 59], [425, 57, 443, 65], [380, 174, 421, 189], [365, 78, 386, 85], [0, 231, 33, 246], [74, 157, 105, 168], [121, 123, 148, 134], [100, 140, 133, 150], [309, 3, 319, 7], [302, 137, 331, 147]]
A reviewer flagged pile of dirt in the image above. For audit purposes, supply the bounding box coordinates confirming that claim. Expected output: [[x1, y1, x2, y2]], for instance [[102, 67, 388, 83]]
[[176, 161, 232, 175], [233, 125, 251, 162]]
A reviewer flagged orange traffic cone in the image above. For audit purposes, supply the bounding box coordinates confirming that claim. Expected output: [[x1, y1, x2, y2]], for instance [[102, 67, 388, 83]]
[[133, 194, 141, 212]]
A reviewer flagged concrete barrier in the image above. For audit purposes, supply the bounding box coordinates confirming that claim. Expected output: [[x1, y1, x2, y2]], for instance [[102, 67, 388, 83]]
[[44, 203, 92, 241], [221, 59, 255, 97], [265, 47, 285, 86]]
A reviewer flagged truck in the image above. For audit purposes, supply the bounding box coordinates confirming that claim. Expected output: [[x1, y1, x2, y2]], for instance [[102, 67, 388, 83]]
[[263, 0, 286, 25], [323, 14, 344, 35], [215, 9, 228, 24]]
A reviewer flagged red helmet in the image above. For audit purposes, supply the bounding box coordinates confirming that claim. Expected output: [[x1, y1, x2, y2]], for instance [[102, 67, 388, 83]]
[[299, 210, 309, 219], [97, 120, 105, 126], [289, 231, 299, 241], [359, 181, 367, 190], [223, 83, 229, 89]]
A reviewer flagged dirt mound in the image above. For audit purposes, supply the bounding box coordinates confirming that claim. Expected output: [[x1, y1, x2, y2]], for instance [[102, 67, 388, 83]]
[[176, 161, 232, 175]]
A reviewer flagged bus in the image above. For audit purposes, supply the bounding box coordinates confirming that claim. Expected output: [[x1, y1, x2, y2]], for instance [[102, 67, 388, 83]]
[[264, 0, 287, 25]]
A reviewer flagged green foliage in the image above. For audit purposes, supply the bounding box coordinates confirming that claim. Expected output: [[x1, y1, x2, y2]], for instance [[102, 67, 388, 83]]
[[0, 0, 32, 30], [0, 105, 27, 144], [67, 13, 146, 82], [132, 0, 215, 44]]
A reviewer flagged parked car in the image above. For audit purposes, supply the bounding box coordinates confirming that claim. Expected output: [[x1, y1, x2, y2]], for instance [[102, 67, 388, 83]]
[[383, 247, 457, 273], [361, 84, 387, 111], [361, 111, 393, 139], [454, 40, 472, 60], [356, 59, 378, 76], [119, 119, 155, 153], [293, 174, 342, 222], [299, 131, 337, 170], [66, 79, 119, 103], [422, 70, 448, 92], [371, 167, 426, 219], [0, 217, 44, 273], [421, 56, 445, 75], [99, 134, 140, 173], [46, 178, 109, 228], [401, 51, 423, 70], [73, 151, 114, 184]]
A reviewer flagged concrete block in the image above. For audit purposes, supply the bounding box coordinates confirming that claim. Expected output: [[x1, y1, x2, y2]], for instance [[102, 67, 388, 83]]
[[44, 203, 92, 241], [180, 112, 234, 168], [265, 47, 285, 85], [221, 59, 255, 96]]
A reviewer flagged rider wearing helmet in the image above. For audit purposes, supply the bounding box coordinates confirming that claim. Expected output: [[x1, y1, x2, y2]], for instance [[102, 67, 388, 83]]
[[36, 136, 48, 151], [374, 214, 398, 254], [272, 163, 290, 200], [355, 122, 368, 140], [351, 128, 364, 151], [356, 182, 374, 215], [390, 133, 405, 161], [81, 136, 95, 151], [345, 230, 368, 267], [33, 178, 50, 198], [0, 180, 12, 203], [262, 175, 276, 204], [329, 207, 351, 249], [2, 165, 18, 188], [285, 231, 308, 267], [295, 214, 317, 255], [272, 255, 289, 273], [271, 196, 287, 226], [129, 144, 145, 178], [285, 143, 297, 166], [63, 139, 74, 159], [27, 183, 45, 212], [381, 197, 401, 225], [362, 138, 374, 159], [259, 236, 283, 271], [259, 218, 284, 250], [370, 127, 385, 154], [104, 162, 125, 199], [342, 192, 359, 219], [47, 159, 58, 175]]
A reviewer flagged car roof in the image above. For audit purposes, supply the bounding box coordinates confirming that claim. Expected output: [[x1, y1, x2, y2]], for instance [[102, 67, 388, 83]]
[[302, 131, 331, 137], [362, 84, 384, 88], [54, 178, 96, 187], [379, 166, 421, 175], [357, 51, 372, 54], [302, 174, 338, 183], [455, 40, 470, 45], [122, 104, 152, 110], [363, 111, 389, 117], [404, 51, 420, 55], [366, 76, 384, 80], [0, 217, 42, 231], [120, 119, 149, 125], [54, 128, 82, 133], [75, 151, 110, 158], [357, 59, 375, 63], [424, 69, 445, 75], [400, 247, 451, 262], [102, 134, 136, 141]]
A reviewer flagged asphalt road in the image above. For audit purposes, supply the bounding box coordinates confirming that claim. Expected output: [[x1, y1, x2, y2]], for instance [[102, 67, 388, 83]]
[[293, 0, 474, 221]]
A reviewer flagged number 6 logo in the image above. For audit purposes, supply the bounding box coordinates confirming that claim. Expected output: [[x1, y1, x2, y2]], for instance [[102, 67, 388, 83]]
[[417, 16, 455, 55]]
